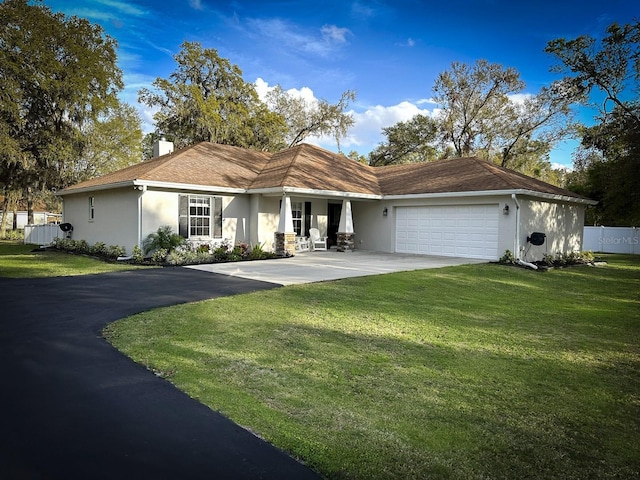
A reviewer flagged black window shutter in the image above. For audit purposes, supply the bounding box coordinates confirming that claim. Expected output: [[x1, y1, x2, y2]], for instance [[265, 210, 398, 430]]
[[178, 195, 188, 238], [304, 201, 312, 237], [213, 197, 223, 238]]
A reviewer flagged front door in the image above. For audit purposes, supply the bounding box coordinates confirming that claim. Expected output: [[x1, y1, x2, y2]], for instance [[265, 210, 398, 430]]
[[328, 203, 342, 247]]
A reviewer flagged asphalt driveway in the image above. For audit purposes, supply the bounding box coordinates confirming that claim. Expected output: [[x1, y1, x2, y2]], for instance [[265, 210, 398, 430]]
[[0, 268, 320, 480]]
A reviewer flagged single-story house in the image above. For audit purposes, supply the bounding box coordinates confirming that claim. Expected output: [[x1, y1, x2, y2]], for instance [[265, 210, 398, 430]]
[[57, 141, 596, 262]]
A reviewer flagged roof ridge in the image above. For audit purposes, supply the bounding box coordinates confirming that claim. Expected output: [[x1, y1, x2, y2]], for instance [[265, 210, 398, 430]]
[[474, 158, 523, 189]]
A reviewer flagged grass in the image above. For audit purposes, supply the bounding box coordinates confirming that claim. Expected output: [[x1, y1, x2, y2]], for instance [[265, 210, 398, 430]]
[[104, 254, 640, 479], [0, 241, 150, 277]]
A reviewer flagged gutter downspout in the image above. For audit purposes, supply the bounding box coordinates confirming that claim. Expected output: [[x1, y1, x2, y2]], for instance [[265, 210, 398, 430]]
[[511, 193, 537, 269], [512, 193, 520, 258], [137, 185, 147, 249]]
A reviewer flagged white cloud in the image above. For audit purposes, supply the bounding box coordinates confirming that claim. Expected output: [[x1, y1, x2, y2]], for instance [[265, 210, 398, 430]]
[[551, 163, 573, 172], [255, 77, 317, 105], [245, 18, 350, 58], [96, 0, 147, 16], [189, 0, 204, 10], [257, 78, 436, 154], [508, 93, 533, 105], [321, 24, 351, 43]]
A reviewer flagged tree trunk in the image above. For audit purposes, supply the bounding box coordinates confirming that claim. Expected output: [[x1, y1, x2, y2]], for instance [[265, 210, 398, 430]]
[[26, 190, 34, 225], [0, 196, 9, 238]]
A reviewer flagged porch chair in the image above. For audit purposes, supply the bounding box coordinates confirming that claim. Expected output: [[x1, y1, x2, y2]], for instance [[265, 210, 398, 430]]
[[308, 228, 328, 251]]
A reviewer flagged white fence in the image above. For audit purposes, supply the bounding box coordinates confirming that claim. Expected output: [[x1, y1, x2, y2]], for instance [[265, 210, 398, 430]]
[[24, 224, 63, 246], [583, 226, 640, 254]]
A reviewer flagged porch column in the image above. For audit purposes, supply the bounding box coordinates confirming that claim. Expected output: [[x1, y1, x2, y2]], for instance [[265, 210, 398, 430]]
[[275, 195, 296, 257], [337, 199, 355, 252]]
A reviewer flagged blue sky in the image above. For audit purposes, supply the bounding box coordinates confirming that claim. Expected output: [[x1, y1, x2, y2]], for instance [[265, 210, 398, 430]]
[[45, 0, 638, 167]]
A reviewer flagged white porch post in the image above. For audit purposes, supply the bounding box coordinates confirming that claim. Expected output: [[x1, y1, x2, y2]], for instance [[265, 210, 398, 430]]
[[337, 199, 355, 252], [275, 194, 296, 256]]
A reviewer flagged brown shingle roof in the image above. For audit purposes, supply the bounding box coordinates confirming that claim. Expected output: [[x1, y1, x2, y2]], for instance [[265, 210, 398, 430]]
[[61, 142, 587, 201], [377, 156, 586, 198], [62, 143, 271, 192], [250, 144, 381, 195]]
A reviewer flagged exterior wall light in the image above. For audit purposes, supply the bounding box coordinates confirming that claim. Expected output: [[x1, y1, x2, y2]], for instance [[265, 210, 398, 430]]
[[503, 204, 509, 215], [383, 207, 388, 216]]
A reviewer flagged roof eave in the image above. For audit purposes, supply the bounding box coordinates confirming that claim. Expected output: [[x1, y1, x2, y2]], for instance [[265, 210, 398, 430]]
[[58, 180, 248, 196], [383, 188, 597, 205], [57, 180, 136, 196], [134, 180, 247, 194], [249, 186, 380, 200]]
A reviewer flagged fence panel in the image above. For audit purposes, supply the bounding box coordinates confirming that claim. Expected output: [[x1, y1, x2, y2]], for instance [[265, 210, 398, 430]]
[[583, 226, 639, 254], [24, 224, 62, 246]]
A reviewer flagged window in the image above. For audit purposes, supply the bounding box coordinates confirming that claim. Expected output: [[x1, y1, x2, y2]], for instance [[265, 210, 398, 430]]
[[292, 201, 303, 236], [89, 197, 95, 220], [179, 195, 222, 239]]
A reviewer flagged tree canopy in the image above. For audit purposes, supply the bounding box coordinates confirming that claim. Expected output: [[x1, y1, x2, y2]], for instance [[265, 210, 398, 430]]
[[266, 86, 356, 150], [138, 41, 288, 153], [139, 43, 356, 155], [0, 0, 138, 232], [368, 59, 574, 182], [368, 115, 439, 166], [549, 21, 640, 225]]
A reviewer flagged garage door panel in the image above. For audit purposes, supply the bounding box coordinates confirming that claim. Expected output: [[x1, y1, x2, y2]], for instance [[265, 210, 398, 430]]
[[396, 205, 499, 260]]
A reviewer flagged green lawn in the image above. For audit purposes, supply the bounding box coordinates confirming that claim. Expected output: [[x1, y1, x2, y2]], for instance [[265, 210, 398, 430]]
[[105, 255, 640, 479], [0, 241, 149, 277]]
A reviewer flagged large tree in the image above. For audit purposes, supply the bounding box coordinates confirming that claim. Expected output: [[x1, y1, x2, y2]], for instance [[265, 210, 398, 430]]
[[139, 41, 287, 152], [432, 59, 575, 174], [73, 103, 143, 181], [0, 0, 128, 232], [368, 114, 439, 166], [266, 86, 356, 150], [548, 21, 640, 225]]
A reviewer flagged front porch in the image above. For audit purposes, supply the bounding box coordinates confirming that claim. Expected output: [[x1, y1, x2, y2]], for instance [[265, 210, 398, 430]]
[[273, 196, 356, 256]]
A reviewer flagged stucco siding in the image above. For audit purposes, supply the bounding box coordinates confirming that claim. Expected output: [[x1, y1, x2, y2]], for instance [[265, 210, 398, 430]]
[[351, 201, 393, 252], [62, 188, 139, 252], [141, 190, 178, 243], [223, 195, 250, 244], [519, 198, 585, 261], [256, 196, 280, 250]]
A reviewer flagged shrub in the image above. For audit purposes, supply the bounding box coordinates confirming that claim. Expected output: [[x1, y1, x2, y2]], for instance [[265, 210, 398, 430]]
[[541, 251, 595, 267], [498, 249, 515, 265], [107, 245, 126, 260], [151, 248, 168, 263], [143, 226, 185, 255], [91, 242, 108, 257], [1, 229, 24, 241], [196, 243, 211, 254], [131, 245, 144, 262]]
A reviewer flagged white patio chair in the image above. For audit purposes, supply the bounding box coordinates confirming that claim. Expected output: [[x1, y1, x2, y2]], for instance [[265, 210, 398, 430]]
[[308, 228, 328, 251]]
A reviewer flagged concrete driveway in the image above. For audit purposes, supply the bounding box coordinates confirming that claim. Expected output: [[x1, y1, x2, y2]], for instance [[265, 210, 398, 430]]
[[188, 250, 486, 285]]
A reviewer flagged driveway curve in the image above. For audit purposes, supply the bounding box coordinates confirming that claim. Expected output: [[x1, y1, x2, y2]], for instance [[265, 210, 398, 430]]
[[0, 268, 320, 479]]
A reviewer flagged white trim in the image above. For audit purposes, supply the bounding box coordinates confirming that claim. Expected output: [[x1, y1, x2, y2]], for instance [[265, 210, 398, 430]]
[[383, 189, 597, 205], [134, 180, 246, 195], [59, 182, 595, 206], [57, 181, 136, 195], [251, 186, 380, 200]]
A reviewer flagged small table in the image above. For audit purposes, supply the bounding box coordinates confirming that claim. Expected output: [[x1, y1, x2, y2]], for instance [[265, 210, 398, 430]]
[[295, 236, 310, 252]]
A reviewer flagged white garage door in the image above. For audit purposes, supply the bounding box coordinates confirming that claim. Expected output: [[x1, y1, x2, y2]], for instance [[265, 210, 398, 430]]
[[396, 205, 499, 260]]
